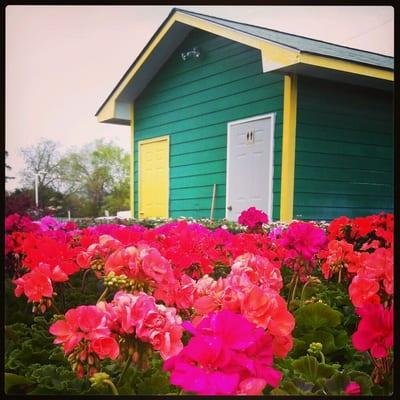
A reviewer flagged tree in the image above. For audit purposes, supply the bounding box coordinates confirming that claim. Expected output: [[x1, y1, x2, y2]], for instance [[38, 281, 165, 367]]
[[58, 140, 130, 217], [5, 151, 15, 181], [19, 139, 63, 192], [18, 139, 67, 210]]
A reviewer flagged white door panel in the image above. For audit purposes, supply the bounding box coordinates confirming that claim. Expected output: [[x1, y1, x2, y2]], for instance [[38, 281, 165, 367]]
[[226, 114, 274, 221]]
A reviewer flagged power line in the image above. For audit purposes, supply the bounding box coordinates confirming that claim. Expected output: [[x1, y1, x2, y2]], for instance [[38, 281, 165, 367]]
[[345, 18, 393, 42]]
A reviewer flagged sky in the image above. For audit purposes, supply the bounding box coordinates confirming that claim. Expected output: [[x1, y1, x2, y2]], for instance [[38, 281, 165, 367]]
[[5, 5, 394, 191]]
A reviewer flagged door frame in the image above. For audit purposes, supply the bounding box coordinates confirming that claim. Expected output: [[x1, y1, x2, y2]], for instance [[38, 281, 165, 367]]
[[138, 135, 170, 219], [226, 113, 275, 220]]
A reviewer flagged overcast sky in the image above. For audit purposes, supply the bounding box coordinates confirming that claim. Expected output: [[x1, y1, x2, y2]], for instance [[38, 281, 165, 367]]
[[5, 5, 394, 190]]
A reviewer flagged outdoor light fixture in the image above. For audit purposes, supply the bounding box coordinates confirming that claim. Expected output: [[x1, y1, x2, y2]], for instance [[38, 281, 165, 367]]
[[181, 47, 201, 61]]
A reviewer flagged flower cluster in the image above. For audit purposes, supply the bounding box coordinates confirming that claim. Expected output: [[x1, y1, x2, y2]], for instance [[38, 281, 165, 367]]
[[322, 214, 394, 380], [191, 253, 294, 357], [278, 221, 327, 281], [352, 303, 393, 359], [97, 291, 183, 360], [49, 305, 119, 377], [164, 310, 281, 395], [6, 211, 394, 394], [49, 291, 183, 377], [238, 207, 269, 231]]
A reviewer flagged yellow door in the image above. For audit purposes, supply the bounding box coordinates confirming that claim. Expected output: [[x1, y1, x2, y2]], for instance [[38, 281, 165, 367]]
[[139, 136, 169, 218]]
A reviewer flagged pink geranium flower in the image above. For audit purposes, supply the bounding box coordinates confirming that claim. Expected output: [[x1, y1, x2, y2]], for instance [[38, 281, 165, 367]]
[[13, 263, 54, 302], [49, 305, 110, 354], [164, 310, 281, 395], [352, 303, 393, 358], [238, 207, 269, 230], [345, 381, 361, 395], [90, 336, 120, 360], [348, 276, 380, 308]]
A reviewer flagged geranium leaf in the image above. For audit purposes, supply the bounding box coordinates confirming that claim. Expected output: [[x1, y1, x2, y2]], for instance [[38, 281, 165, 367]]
[[5, 373, 34, 394], [295, 303, 342, 331]]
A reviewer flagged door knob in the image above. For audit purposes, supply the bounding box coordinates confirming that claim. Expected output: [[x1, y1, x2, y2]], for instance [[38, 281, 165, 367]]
[[227, 205, 232, 211]]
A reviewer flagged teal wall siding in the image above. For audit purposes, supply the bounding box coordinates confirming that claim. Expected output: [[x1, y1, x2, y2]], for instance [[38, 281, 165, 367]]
[[134, 29, 284, 220], [295, 76, 393, 220]]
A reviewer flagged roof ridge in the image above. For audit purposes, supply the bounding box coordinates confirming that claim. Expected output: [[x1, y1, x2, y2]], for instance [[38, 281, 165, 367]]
[[174, 7, 393, 59]]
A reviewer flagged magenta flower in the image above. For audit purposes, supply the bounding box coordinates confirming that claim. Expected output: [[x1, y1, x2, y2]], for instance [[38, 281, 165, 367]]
[[238, 207, 269, 230], [163, 310, 281, 395], [345, 381, 361, 395]]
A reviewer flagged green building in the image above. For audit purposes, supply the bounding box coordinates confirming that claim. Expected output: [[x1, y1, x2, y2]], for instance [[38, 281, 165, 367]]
[[96, 8, 394, 221]]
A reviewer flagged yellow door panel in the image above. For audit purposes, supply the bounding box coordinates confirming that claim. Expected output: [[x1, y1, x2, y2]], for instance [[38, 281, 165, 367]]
[[139, 137, 169, 218]]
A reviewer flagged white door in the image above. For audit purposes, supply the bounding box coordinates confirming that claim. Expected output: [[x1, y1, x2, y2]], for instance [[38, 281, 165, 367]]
[[226, 114, 274, 221]]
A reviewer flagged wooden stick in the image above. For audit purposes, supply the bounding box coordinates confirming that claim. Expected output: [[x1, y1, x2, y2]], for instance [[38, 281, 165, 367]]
[[210, 184, 217, 220]]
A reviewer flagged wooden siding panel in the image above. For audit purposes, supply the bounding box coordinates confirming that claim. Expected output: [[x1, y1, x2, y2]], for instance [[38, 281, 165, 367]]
[[134, 29, 284, 220], [295, 76, 393, 220]]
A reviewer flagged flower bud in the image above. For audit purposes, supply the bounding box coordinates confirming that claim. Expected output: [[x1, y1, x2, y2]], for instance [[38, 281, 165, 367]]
[[90, 372, 110, 386], [76, 363, 85, 379], [88, 354, 95, 365], [88, 367, 98, 377], [80, 349, 87, 362], [32, 305, 38, 313], [40, 304, 47, 314], [132, 351, 140, 363], [46, 298, 52, 307], [307, 342, 323, 355], [141, 358, 149, 371]]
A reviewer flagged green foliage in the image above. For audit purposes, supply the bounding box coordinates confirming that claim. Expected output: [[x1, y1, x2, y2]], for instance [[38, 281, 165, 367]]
[[58, 139, 129, 217], [4, 373, 33, 394], [5, 317, 91, 394], [295, 302, 342, 331], [116, 357, 179, 395], [292, 356, 336, 383]]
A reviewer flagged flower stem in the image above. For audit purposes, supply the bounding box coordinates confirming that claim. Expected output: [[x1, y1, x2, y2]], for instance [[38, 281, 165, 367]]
[[97, 287, 109, 304], [117, 356, 132, 387], [51, 301, 62, 315], [319, 351, 325, 364], [287, 274, 296, 302], [81, 269, 91, 293], [291, 274, 299, 302], [338, 267, 342, 284], [104, 379, 119, 395], [300, 279, 311, 306]]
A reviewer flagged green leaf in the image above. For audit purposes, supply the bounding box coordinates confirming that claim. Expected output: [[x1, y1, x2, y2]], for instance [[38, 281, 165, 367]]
[[5, 373, 33, 394], [333, 329, 348, 349], [292, 356, 336, 383], [324, 372, 351, 395], [295, 303, 342, 331], [136, 371, 172, 395]]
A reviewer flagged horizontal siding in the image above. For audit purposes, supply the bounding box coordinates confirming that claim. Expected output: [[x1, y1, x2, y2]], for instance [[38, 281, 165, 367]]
[[134, 29, 284, 220], [294, 76, 393, 221]]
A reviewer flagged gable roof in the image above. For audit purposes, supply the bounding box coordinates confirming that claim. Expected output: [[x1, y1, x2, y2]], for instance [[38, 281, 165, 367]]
[[181, 9, 393, 70], [96, 8, 393, 125]]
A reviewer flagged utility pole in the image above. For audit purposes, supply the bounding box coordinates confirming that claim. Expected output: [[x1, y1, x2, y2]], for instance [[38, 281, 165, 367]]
[[34, 170, 46, 207]]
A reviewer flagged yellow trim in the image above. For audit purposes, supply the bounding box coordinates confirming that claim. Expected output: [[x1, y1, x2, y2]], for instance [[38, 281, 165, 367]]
[[280, 75, 298, 222], [300, 53, 394, 81], [129, 104, 135, 218], [97, 16, 177, 123], [138, 135, 170, 219], [98, 100, 116, 123]]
